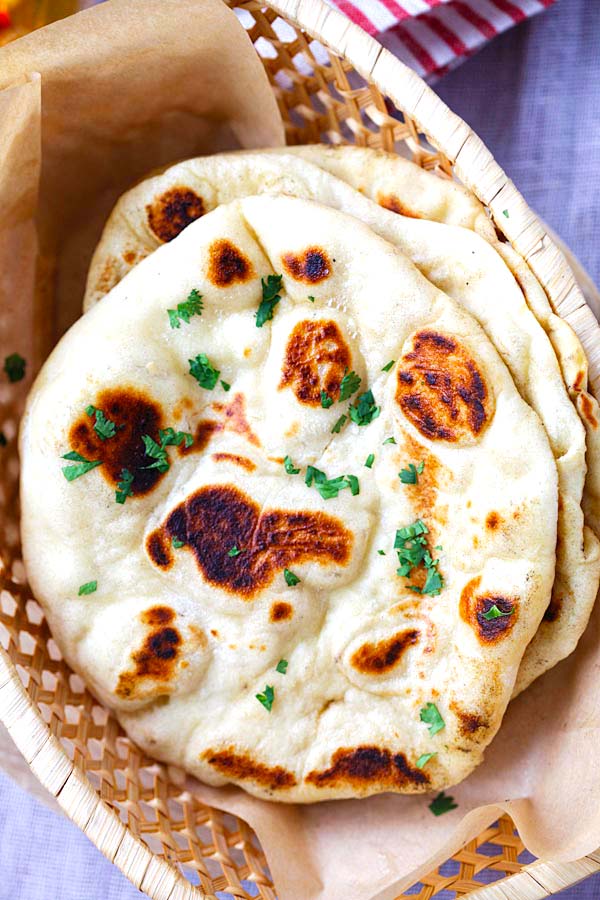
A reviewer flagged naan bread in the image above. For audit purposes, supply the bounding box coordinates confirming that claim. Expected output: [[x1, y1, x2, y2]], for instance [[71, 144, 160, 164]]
[[21, 196, 558, 801], [83, 150, 600, 695]]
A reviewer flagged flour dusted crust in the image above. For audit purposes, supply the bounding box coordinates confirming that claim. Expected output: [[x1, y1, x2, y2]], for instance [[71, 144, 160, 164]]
[[21, 196, 557, 801]]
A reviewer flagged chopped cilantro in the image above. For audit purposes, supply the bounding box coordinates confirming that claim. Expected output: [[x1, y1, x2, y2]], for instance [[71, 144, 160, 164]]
[[228, 545, 243, 557], [364, 453, 375, 468], [320, 390, 334, 409], [0, 431, 7, 447], [189, 353, 220, 390], [62, 451, 102, 482], [429, 792, 457, 816], [220, 380, 231, 392], [78, 580, 97, 596], [331, 414, 347, 434], [308, 295, 315, 303], [395, 519, 443, 596], [256, 685, 274, 711], [410, 566, 444, 596], [502, 209, 509, 218], [4, 353, 26, 383], [305, 465, 358, 500], [167, 288, 204, 329], [276, 659, 288, 674], [349, 389, 380, 426], [339, 369, 361, 402], [172, 537, 185, 549], [256, 274, 283, 327], [377, 549, 386, 556], [115, 468, 134, 504], [420, 703, 445, 736], [416, 752, 436, 769], [399, 461, 425, 485], [381, 359, 395, 372], [346, 474, 360, 496], [86, 405, 118, 441], [284, 568, 300, 586], [482, 603, 513, 621], [284, 455, 300, 475], [383, 436, 396, 445], [143, 428, 193, 473]]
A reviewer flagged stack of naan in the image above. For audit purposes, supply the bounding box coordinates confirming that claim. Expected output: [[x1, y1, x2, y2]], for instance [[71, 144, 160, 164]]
[[20, 146, 600, 802]]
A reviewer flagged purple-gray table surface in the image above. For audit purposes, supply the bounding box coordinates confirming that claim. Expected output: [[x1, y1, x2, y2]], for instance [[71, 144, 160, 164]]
[[2, 0, 599, 897]]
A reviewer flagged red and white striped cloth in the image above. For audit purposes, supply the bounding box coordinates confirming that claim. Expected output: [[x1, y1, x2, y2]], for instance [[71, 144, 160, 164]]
[[328, 0, 555, 80]]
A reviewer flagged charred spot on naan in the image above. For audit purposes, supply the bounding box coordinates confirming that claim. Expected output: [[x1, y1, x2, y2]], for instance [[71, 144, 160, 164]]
[[579, 392, 599, 429], [543, 592, 562, 623], [207, 239, 254, 287], [282, 247, 331, 283], [378, 193, 421, 219], [459, 576, 517, 643], [305, 746, 429, 788], [395, 331, 493, 443], [211, 452, 256, 472], [279, 319, 352, 405], [147, 484, 352, 597], [146, 187, 205, 243], [270, 601, 293, 622], [70, 386, 165, 496], [485, 511, 502, 531], [146, 531, 174, 569], [203, 748, 297, 790], [94, 255, 122, 296], [449, 701, 489, 737], [179, 395, 260, 455], [115, 606, 181, 700], [350, 630, 419, 675]]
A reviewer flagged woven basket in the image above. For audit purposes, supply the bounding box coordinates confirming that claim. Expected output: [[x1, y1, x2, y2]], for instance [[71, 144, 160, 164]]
[[2, 1, 600, 897]]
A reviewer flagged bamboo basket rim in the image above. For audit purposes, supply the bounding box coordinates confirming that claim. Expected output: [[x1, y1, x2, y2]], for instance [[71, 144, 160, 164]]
[[2, 1, 600, 898]]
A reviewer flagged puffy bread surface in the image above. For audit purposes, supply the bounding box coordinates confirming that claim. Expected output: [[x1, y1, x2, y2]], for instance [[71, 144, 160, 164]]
[[83, 149, 599, 695], [21, 196, 558, 802]]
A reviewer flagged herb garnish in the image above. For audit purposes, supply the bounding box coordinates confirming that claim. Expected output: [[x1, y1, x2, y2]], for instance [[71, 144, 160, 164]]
[[62, 451, 102, 482], [395, 519, 443, 596], [502, 209, 509, 218], [172, 537, 184, 549], [482, 604, 513, 621], [256, 274, 283, 327], [399, 461, 425, 484], [228, 545, 243, 557], [305, 465, 359, 500], [143, 428, 193, 473], [416, 752, 436, 769], [284, 568, 300, 586], [189, 353, 220, 390], [320, 390, 334, 409], [349, 389, 380, 426], [331, 414, 348, 434], [220, 380, 231, 392], [276, 659, 288, 674], [420, 702, 445, 736], [4, 353, 26, 383], [86, 405, 118, 441], [429, 792, 457, 816], [377, 549, 386, 556], [256, 685, 274, 711], [364, 453, 375, 468], [381, 360, 395, 372], [339, 369, 361, 402], [115, 468, 134, 504], [284, 455, 300, 475], [167, 288, 204, 329], [383, 436, 396, 445], [308, 295, 315, 303], [78, 581, 97, 596]]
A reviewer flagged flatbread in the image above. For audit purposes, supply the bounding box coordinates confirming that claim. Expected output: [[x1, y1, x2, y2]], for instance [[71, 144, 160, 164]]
[[83, 150, 600, 695], [21, 195, 558, 801]]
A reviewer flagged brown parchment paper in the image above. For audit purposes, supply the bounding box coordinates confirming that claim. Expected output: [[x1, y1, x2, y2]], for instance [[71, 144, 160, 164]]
[[2, 3, 600, 899]]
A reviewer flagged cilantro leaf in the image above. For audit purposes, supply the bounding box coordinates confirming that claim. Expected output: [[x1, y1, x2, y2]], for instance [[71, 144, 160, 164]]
[[420, 703, 445, 736], [256, 685, 274, 711], [377, 549, 386, 556], [416, 752, 436, 769], [160, 427, 193, 448], [349, 389, 380, 426], [429, 792, 457, 816], [383, 436, 396, 445], [220, 380, 231, 392], [482, 603, 513, 621], [228, 545, 243, 557], [115, 468, 134, 504], [381, 359, 395, 372], [394, 519, 443, 595], [308, 295, 315, 303], [331, 414, 347, 434], [502, 209, 509, 218], [189, 353, 220, 390], [172, 537, 184, 549], [364, 453, 375, 468], [4, 353, 26, 383], [256, 274, 283, 327], [346, 474, 360, 496], [78, 580, 97, 596], [86, 405, 118, 440], [167, 289, 204, 329], [339, 369, 361, 401], [284, 568, 300, 586], [305, 465, 359, 500], [399, 461, 425, 485], [320, 390, 334, 409], [142, 435, 169, 473], [284, 455, 300, 475], [276, 659, 288, 674], [62, 451, 102, 482]]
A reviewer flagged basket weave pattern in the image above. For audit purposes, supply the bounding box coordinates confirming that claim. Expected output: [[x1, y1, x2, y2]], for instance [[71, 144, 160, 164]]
[[0, 2, 593, 898]]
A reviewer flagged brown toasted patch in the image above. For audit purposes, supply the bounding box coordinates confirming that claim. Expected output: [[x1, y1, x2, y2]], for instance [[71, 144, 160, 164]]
[[279, 319, 351, 406], [270, 601, 293, 622], [147, 187, 205, 243], [148, 484, 352, 597], [94, 255, 121, 295], [580, 392, 598, 428], [350, 630, 419, 674], [182, 420, 219, 454], [116, 606, 181, 699], [573, 369, 586, 391], [449, 701, 488, 736], [212, 452, 256, 472], [485, 511, 502, 530], [204, 748, 296, 790], [305, 746, 428, 789], [122, 249, 144, 266], [378, 193, 421, 219], [172, 397, 194, 420], [181, 395, 260, 456], [543, 591, 562, 623], [207, 239, 253, 287], [399, 432, 446, 529], [70, 387, 165, 497], [396, 331, 492, 442], [282, 247, 331, 283], [459, 576, 517, 643], [188, 623, 208, 650], [146, 531, 173, 569]]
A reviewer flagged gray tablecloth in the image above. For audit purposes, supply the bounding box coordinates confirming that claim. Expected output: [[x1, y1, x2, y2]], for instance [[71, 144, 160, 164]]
[[2, 0, 599, 897]]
